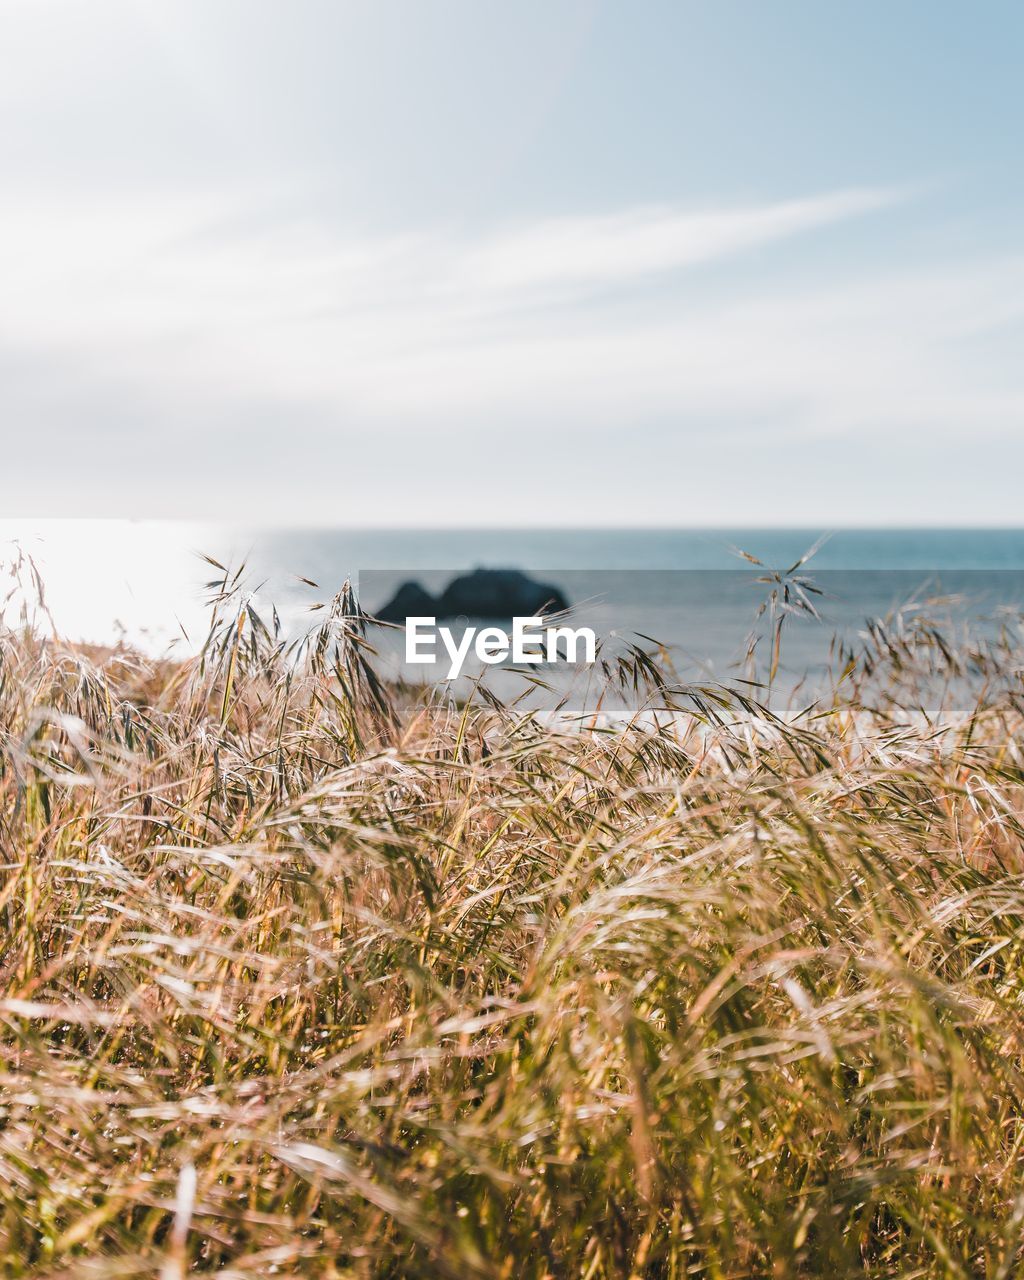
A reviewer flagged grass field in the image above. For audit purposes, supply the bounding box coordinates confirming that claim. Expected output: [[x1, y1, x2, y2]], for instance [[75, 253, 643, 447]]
[[3, 558, 1024, 1277]]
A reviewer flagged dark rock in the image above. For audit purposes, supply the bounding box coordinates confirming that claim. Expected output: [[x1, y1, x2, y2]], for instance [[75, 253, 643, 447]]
[[375, 580, 438, 623], [375, 569, 570, 624], [437, 569, 569, 619]]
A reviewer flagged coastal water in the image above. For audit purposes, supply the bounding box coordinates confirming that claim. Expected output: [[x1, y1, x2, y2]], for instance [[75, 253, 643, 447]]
[[4, 523, 1024, 700], [256, 527, 1024, 575]]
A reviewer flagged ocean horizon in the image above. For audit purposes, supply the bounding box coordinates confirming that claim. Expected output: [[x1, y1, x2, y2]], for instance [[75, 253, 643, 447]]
[[5, 522, 1024, 678]]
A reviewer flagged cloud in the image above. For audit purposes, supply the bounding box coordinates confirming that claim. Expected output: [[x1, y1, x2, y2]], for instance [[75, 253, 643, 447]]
[[1, 184, 1023, 521], [458, 189, 898, 293]]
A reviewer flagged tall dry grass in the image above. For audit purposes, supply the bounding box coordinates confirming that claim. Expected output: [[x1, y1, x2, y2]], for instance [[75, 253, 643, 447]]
[[2, 558, 1024, 1277]]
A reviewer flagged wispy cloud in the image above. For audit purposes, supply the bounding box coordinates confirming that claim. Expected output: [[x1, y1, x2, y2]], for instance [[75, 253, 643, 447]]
[[458, 189, 898, 293], [1, 185, 1022, 520]]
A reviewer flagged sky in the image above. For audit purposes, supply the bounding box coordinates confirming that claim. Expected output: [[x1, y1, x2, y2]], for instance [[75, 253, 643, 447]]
[[1, 0, 1023, 525]]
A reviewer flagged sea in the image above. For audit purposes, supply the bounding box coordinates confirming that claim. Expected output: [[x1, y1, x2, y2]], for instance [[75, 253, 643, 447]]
[[4, 522, 1024, 703]]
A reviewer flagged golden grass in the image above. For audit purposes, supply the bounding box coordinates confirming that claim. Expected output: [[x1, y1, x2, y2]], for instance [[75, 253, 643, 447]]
[[3, 562, 1024, 1277]]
